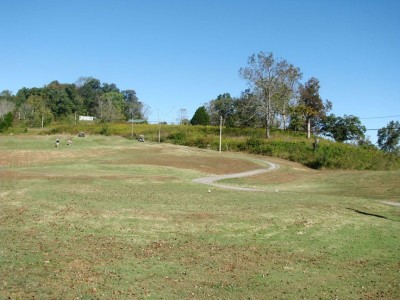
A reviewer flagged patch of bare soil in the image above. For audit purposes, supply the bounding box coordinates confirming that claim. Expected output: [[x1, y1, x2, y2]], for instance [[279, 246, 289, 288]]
[[0, 150, 78, 167], [109, 147, 263, 174], [0, 170, 177, 182]]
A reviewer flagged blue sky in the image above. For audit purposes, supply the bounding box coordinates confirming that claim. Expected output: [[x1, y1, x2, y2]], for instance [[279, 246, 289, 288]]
[[1, 0, 399, 143]]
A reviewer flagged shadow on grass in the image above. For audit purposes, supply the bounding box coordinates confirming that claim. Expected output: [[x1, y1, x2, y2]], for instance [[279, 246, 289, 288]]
[[346, 208, 399, 222]]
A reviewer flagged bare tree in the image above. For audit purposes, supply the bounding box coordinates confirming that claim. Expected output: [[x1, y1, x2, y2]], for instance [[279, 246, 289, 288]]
[[0, 100, 15, 117], [178, 108, 188, 125], [240, 52, 301, 138], [274, 65, 302, 130]]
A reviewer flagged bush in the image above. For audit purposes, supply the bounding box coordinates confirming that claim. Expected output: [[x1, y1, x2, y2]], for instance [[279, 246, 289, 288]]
[[167, 132, 186, 144], [0, 112, 13, 132], [99, 123, 110, 136]]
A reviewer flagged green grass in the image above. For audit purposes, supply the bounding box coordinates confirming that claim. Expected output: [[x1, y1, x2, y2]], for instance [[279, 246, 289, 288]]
[[1, 135, 399, 299], [33, 121, 400, 170]]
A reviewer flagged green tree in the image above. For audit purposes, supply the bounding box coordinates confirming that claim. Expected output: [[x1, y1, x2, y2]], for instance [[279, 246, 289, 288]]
[[358, 136, 377, 150], [321, 114, 366, 143], [102, 82, 120, 94], [45, 81, 79, 118], [26, 95, 53, 127], [123, 89, 143, 120], [0, 91, 16, 117], [0, 112, 13, 132], [298, 77, 331, 138], [239, 52, 301, 138], [0, 90, 15, 102], [207, 93, 235, 127], [191, 106, 210, 125], [76, 77, 101, 115], [97, 92, 125, 121], [377, 121, 400, 153], [288, 106, 306, 132], [232, 90, 262, 128], [272, 65, 302, 130], [15, 87, 30, 107]]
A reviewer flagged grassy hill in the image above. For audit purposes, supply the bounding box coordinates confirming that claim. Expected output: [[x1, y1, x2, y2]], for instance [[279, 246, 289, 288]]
[[16, 121, 400, 171]]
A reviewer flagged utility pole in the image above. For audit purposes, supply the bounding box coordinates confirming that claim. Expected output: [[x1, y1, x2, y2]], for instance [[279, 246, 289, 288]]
[[158, 109, 161, 143], [131, 111, 134, 140], [219, 115, 222, 152]]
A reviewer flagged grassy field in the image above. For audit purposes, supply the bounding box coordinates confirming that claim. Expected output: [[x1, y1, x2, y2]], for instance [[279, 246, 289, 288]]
[[0, 134, 399, 299]]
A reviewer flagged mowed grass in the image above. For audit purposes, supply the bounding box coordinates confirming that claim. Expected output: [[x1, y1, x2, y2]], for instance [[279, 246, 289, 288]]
[[0, 135, 399, 299]]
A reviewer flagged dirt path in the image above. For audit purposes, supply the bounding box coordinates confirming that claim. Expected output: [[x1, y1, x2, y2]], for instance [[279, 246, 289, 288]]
[[380, 201, 400, 207], [192, 161, 279, 191]]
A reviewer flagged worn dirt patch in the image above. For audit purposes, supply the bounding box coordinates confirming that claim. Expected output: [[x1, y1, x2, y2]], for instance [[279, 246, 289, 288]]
[[0, 170, 178, 182], [1, 143, 265, 176], [106, 146, 263, 174], [123, 155, 260, 174], [0, 150, 79, 167]]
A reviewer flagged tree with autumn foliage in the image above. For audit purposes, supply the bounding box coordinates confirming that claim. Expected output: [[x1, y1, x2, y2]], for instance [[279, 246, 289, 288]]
[[294, 77, 332, 138]]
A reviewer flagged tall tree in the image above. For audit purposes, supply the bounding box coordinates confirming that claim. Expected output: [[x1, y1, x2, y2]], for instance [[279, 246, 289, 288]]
[[207, 93, 235, 127], [97, 92, 125, 121], [232, 90, 262, 128], [122, 89, 145, 120], [177, 108, 188, 125], [15, 87, 30, 107], [298, 77, 331, 138], [239, 52, 301, 138], [0, 90, 15, 101], [76, 77, 101, 115], [320, 114, 366, 143], [191, 106, 210, 125], [45, 81, 76, 117], [273, 65, 302, 130], [0, 92, 14, 131], [377, 121, 400, 153], [0, 91, 16, 117], [26, 95, 53, 127], [102, 83, 120, 94]]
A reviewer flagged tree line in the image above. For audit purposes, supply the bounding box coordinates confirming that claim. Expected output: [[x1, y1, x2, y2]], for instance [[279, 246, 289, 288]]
[[1, 52, 399, 153], [0, 77, 146, 128], [190, 52, 399, 153]]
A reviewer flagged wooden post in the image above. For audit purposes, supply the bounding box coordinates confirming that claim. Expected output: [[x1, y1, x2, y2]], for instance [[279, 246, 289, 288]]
[[131, 112, 134, 140], [158, 109, 161, 143], [219, 115, 222, 152]]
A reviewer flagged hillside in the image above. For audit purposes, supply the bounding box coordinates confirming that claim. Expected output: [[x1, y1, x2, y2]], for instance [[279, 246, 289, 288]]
[[6, 122, 400, 171]]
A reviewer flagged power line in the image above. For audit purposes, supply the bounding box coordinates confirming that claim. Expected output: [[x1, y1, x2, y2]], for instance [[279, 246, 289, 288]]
[[360, 115, 400, 120]]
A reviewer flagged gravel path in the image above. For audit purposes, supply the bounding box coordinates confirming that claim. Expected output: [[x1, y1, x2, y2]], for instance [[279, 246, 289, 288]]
[[192, 161, 279, 191], [380, 201, 400, 207]]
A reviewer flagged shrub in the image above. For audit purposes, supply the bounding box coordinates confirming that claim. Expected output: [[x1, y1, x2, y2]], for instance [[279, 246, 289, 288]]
[[0, 112, 13, 132]]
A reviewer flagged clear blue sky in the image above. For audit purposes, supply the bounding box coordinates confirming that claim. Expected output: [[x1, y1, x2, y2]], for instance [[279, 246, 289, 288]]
[[1, 0, 399, 143]]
